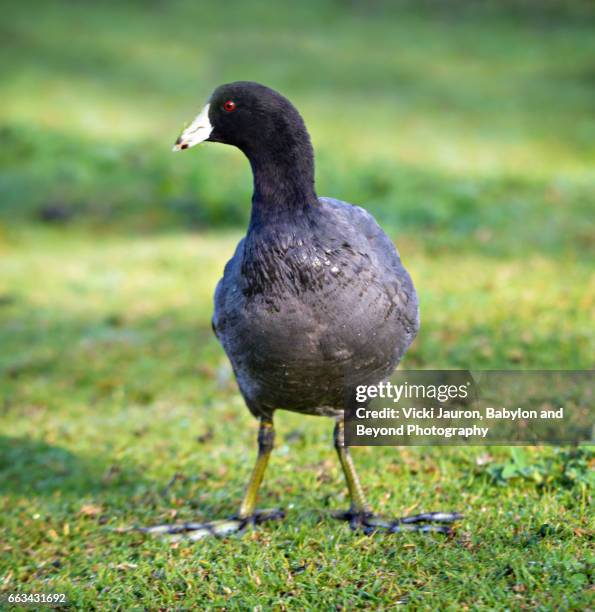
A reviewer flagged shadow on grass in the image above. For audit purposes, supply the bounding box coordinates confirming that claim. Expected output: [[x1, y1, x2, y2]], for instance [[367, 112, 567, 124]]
[[0, 303, 245, 520], [0, 430, 249, 517], [0, 435, 151, 498], [0, 434, 257, 535]]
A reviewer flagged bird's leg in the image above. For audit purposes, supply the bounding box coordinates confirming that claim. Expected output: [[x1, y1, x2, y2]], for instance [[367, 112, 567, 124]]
[[334, 416, 372, 516], [333, 418, 462, 534], [237, 418, 280, 519], [136, 418, 284, 541]]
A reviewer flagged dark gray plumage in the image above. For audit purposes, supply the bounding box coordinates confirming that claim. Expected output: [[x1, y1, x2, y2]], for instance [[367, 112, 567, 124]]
[[213, 195, 419, 420]]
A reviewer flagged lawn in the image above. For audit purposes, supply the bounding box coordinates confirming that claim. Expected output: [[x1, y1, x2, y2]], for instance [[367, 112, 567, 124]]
[[1, 0, 594, 609]]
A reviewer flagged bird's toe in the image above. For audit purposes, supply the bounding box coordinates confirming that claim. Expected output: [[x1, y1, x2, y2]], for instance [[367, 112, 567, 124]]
[[334, 510, 462, 535], [130, 508, 285, 542]]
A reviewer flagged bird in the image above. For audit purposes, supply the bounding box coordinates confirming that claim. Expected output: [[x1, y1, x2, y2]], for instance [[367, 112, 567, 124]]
[[141, 82, 461, 541]]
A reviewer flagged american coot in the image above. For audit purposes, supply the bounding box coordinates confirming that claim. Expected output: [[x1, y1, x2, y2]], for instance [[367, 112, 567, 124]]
[[144, 82, 460, 540]]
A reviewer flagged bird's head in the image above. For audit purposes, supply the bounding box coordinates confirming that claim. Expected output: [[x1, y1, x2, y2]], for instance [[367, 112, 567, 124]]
[[173, 81, 310, 158]]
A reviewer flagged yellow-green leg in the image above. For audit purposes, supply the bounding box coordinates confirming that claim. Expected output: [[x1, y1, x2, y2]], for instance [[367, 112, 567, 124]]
[[138, 418, 283, 541], [333, 418, 462, 534], [238, 419, 275, 518], [334, 418, 371, 514]]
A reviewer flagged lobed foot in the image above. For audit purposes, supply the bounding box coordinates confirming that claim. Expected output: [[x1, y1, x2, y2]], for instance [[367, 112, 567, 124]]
[[334, 510, 463, 535], [133, 508, 285, 542]]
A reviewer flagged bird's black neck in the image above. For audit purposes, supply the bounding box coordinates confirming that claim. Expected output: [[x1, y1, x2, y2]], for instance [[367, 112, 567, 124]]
[[246, 134, 317, 228]]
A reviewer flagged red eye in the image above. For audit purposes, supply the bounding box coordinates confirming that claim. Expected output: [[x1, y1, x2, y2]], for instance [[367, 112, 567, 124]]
[[223, 100, 236, 112]]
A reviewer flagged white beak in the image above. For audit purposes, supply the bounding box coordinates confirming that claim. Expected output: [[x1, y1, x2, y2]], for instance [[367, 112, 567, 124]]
[[173, 103, 212, 151]]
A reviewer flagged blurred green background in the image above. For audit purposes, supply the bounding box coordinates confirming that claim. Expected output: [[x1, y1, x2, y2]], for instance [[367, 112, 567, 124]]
[[1, 0, 593, 608]]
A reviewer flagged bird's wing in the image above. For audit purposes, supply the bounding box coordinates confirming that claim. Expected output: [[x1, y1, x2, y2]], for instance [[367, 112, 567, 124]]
[[318, 196, 419, 332], [212, 237, 245, 340]]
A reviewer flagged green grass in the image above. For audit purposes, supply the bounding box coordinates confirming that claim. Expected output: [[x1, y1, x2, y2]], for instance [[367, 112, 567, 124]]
[[1, 0, 594, 609]]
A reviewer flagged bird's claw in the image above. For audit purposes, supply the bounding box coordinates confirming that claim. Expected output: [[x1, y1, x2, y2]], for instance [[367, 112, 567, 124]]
[[334, 510, 463, 535], [133, 508, 285, 542]]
